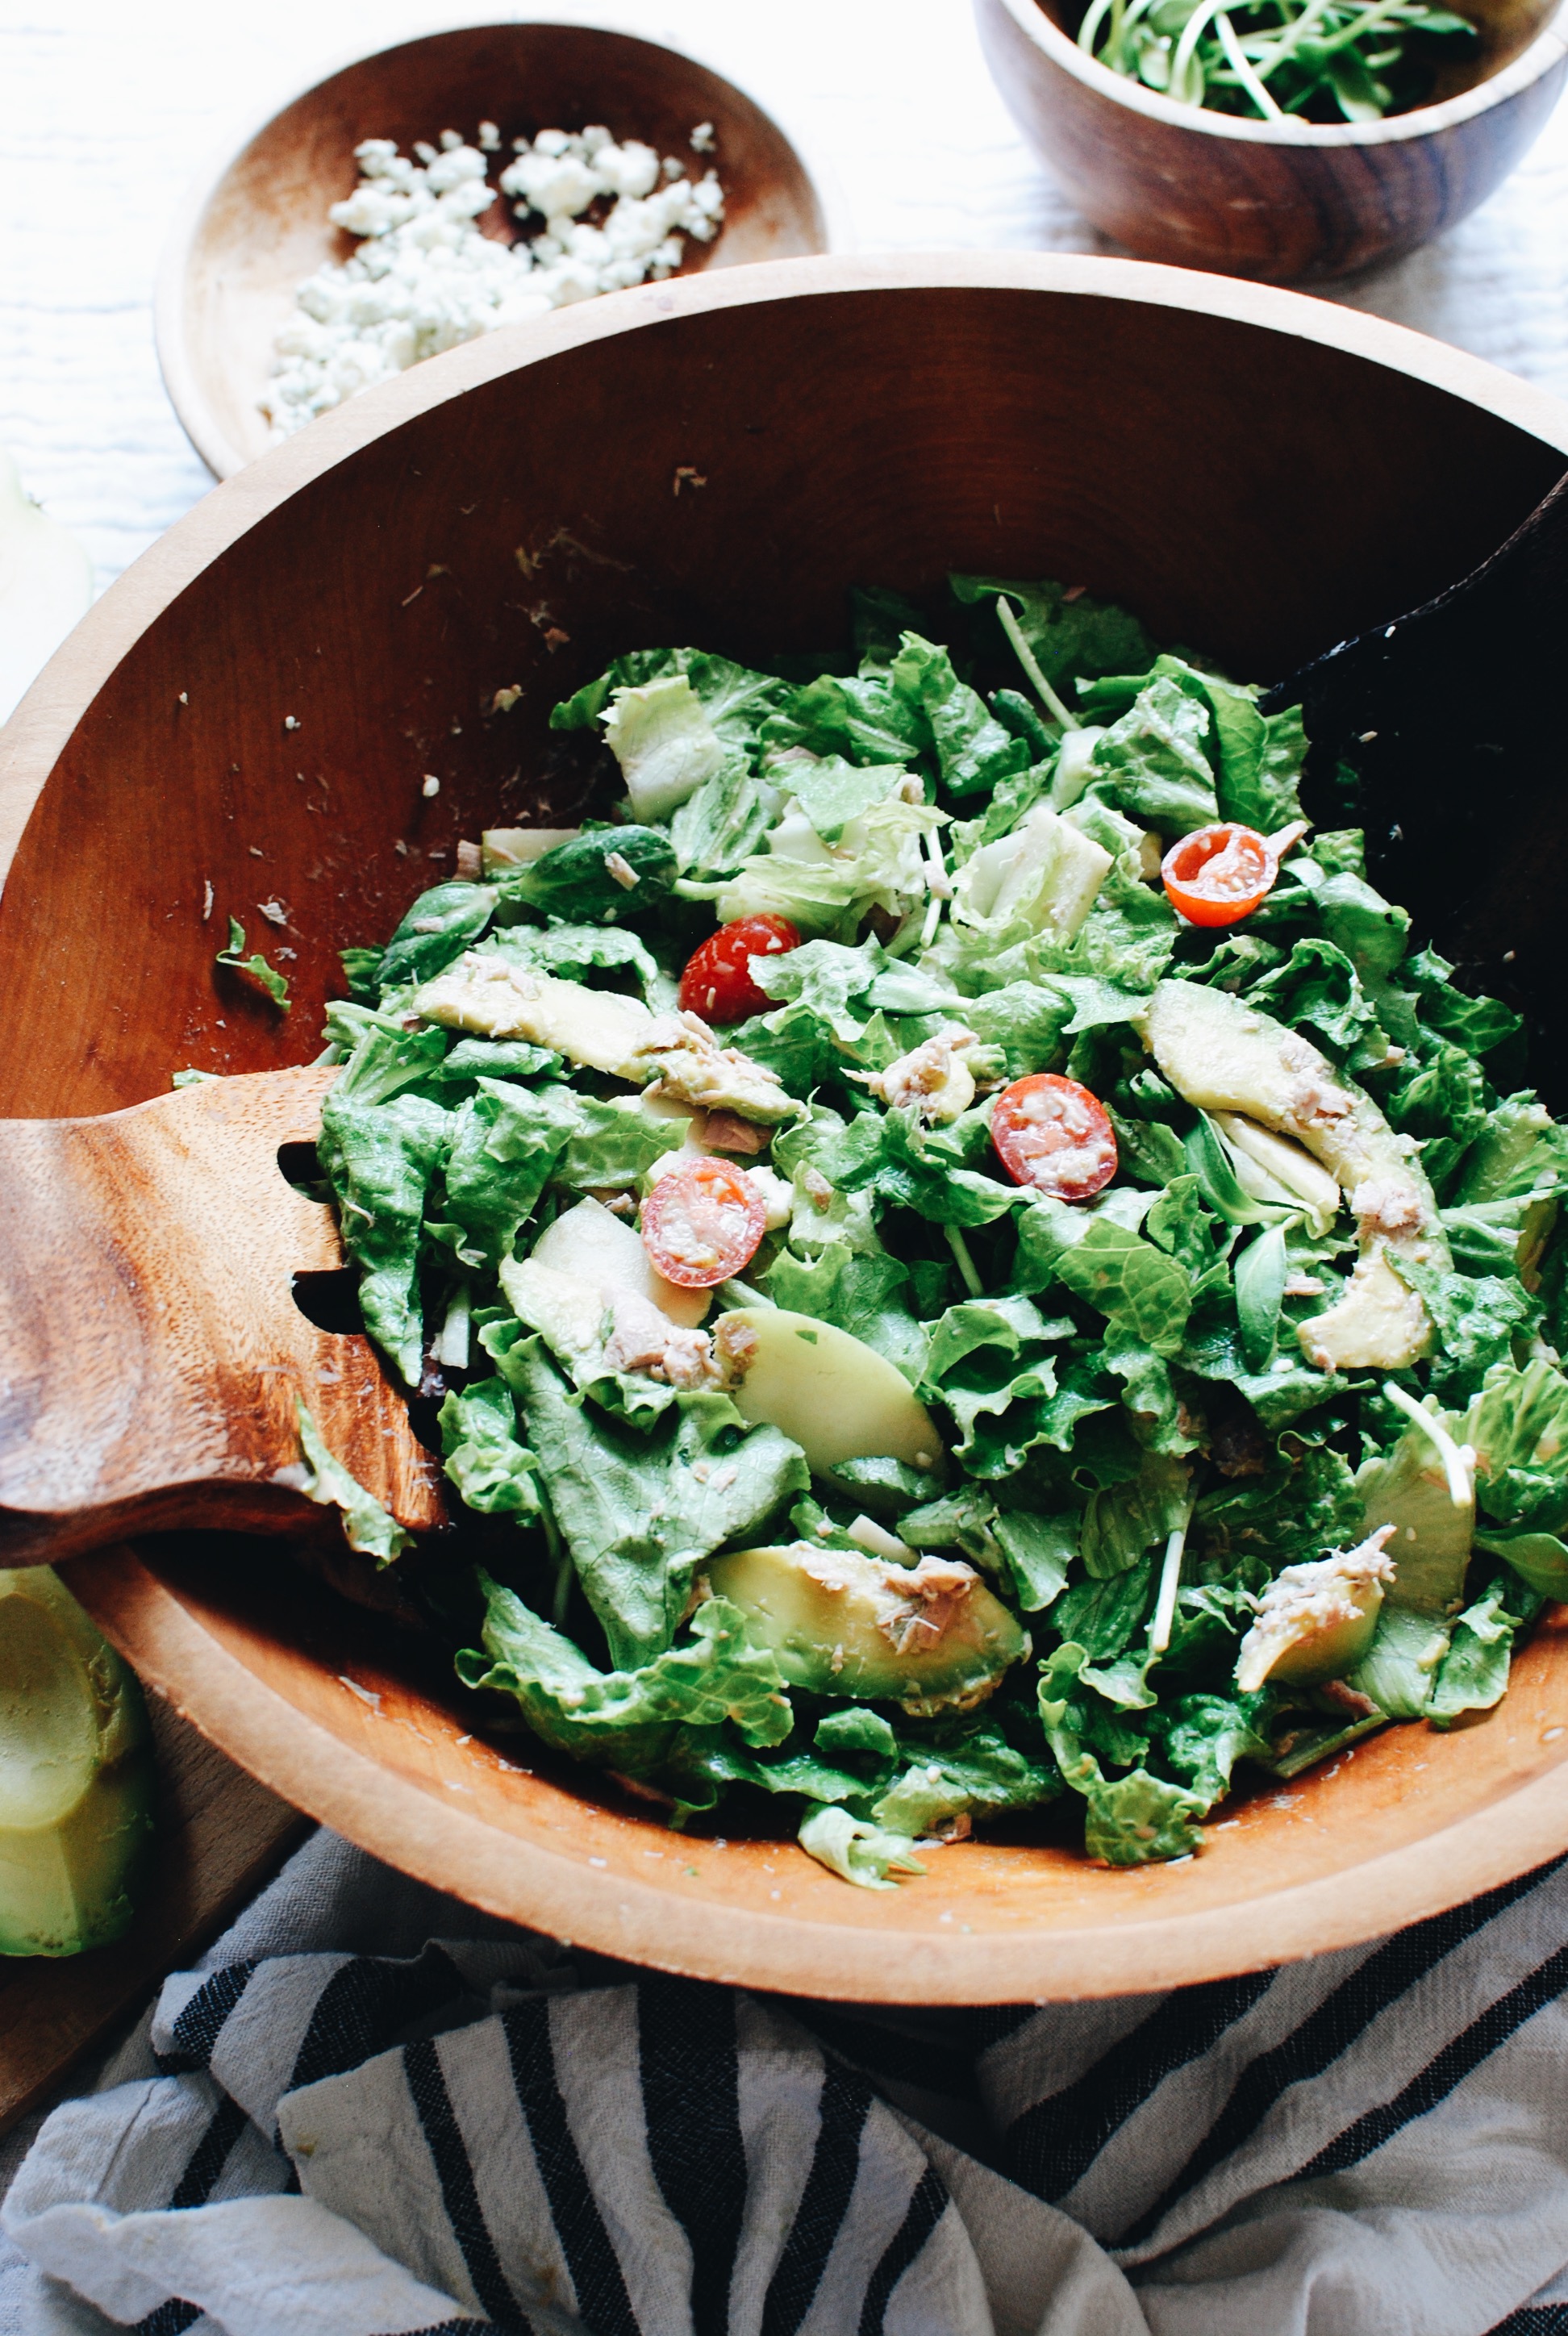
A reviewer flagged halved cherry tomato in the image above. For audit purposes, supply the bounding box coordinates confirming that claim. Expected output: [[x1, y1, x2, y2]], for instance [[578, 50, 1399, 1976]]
[[678, 916, 800, 1024], [1161, 823, 1278, 928], [990, 1074, 1118, 1203], [640, 1158, 768, 1288]]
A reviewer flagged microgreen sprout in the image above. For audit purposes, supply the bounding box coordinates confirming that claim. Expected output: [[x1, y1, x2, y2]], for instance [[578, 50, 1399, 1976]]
[[1078, 0, 1474, 121]]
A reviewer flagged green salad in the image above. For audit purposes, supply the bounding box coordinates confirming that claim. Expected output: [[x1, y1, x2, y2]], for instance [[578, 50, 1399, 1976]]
[[305, 574, 1568, 1890]]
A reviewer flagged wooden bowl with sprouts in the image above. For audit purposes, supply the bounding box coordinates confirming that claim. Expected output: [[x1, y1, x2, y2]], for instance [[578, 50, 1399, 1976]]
[[975, 0, 1568, 279]]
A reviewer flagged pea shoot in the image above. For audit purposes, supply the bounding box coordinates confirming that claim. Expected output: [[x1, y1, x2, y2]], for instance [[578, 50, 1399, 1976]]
[[1076, 0, 1476, 122]]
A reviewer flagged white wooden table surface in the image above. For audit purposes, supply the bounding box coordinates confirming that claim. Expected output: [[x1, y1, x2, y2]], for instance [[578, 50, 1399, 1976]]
[[3, 0, 1568, 604]]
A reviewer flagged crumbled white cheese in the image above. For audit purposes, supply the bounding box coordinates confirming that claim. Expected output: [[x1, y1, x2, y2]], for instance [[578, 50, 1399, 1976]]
[[262, 126, 724, 439]]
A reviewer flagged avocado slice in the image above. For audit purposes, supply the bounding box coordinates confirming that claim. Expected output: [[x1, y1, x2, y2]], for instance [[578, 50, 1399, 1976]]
[[415, 959, 800, 1125], [0, 1568, 156, 1956], [1233, 1533, 1395, 1693], [705, 1541, 1026, 1713], [1144, 980, 1449, 1370], [532, 1195, 710, 1329], [713, 1308, 943, 1477]]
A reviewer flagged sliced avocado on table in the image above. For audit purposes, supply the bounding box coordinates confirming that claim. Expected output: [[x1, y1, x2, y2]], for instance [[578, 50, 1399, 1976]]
[[0, 1567, 156, 1956], [706, 1541, 1025, 1714]]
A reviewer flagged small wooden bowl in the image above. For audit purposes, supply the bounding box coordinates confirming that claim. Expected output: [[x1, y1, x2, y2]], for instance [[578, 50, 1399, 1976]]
[[7, 255, 1568, 2001], [156, 21, 834, 481], [975, 0, 1568, 280]]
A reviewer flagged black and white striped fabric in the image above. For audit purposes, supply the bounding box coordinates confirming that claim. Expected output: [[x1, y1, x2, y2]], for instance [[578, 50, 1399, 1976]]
[[9, 1830, 1568, 2336]]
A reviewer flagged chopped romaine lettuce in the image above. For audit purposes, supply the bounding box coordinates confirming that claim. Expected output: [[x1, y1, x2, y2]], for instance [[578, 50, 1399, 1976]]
[[298, 572, 1568, 1887]]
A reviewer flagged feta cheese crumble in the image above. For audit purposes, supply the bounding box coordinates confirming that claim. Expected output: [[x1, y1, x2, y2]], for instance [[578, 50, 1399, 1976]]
[[262, 123, 725, 439]]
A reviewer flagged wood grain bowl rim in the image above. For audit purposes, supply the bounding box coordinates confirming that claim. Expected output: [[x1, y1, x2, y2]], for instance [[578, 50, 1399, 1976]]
[[58, 1545, 1568, 2000], [988, 0, 1568, 145], [153, 13, 847, 482], [10, 251, 1568, 1996]]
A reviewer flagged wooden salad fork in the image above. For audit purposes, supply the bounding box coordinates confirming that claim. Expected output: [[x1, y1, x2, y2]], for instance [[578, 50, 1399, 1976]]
[[0, 1066, 444, 1565]]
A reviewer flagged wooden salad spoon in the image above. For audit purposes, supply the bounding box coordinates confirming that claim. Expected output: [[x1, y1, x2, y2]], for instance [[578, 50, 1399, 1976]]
[[1266, 465, 1568, 1089], [0, 1065, 444, 1566]]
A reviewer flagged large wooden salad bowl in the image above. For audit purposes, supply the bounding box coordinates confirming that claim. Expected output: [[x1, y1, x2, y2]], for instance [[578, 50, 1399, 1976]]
[[6, 256, 1568, 2002]]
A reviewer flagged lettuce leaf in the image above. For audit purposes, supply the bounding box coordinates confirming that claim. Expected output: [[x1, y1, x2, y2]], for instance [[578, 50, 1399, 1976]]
[[1195, 1444, 1362, 1571], [1428, 1579, 1537, 1726], [435, 1038, 561, 1087], [797, 1806, 924, 1890], [1378, 1037, 1494, 1199], [1463, 1359, 1568, 1534], [785, 755, 911, 841], [669, 760, 774, 879], [1245, 935, 1390, 1071], [761, 669, 928, 770], [1454, 1095, 1568, 1204], [458, 1577, 793, 1775], [1039, 1645, 1205, 1865], [1013, 1191, 1194, 1355], [551, 647, 789, 756], [437, 1078, 580, 1270], [553, 1094, 686, 1191], [318, 1089, 452, 1384], [830, 1103, 1024, 1228], [693, 796, 944, 934], [1391, 1260, 1537, 1401], [949, 574, 1155, 692], [1316, 870, 1410, 991], [961, 982, 1073, 1078], [762, 1240, 924, 1379], [1158, 1690, 1274, 1806], [294, 1404, 412, 1566], [328, 1004, 450, 1104], [438, 1379, 542, 1518], [1347, 1604, 1451, 1719], [750, 935, 885, 1040], [1052, 1562, 1152, 1659], [1086, 677, 1218, 837], [488, 921, 668, 1005], [490, 1337, 809, 1666], [494, 826, 677, 921], [1404, 945, 1523, 1061], [889, 633, 1031, 799], [376, 882, 498, 991], [870, 1721, 1058, 1836], [1081, 1452, 1191, 1579]]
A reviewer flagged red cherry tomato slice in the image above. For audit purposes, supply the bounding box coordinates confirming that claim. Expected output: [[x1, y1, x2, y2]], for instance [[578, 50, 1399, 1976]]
[[1161, 823, 1278, 928], [678, 916, 800, 1024], [640, 1158, 768, 1288], [990, 1074, 1118, 1203]]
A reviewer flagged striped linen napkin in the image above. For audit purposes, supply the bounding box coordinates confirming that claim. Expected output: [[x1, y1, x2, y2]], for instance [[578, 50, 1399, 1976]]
[[6, 1829, 1568, 2336]]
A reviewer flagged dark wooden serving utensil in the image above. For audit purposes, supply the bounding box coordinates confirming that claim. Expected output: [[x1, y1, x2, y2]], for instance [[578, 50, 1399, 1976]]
[[1266, 466, 1568, 1092], [0, 1065, 444, 1565]]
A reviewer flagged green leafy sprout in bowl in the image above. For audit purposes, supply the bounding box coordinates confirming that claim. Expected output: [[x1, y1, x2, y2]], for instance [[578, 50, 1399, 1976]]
[[1075, 0, 1476, 122]]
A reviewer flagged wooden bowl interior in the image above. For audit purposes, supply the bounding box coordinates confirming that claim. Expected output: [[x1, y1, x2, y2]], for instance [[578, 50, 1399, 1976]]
[[1031, 0, 1562, 106], [175, 23, 827, 475], [11, 275, 1568, 1995]]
